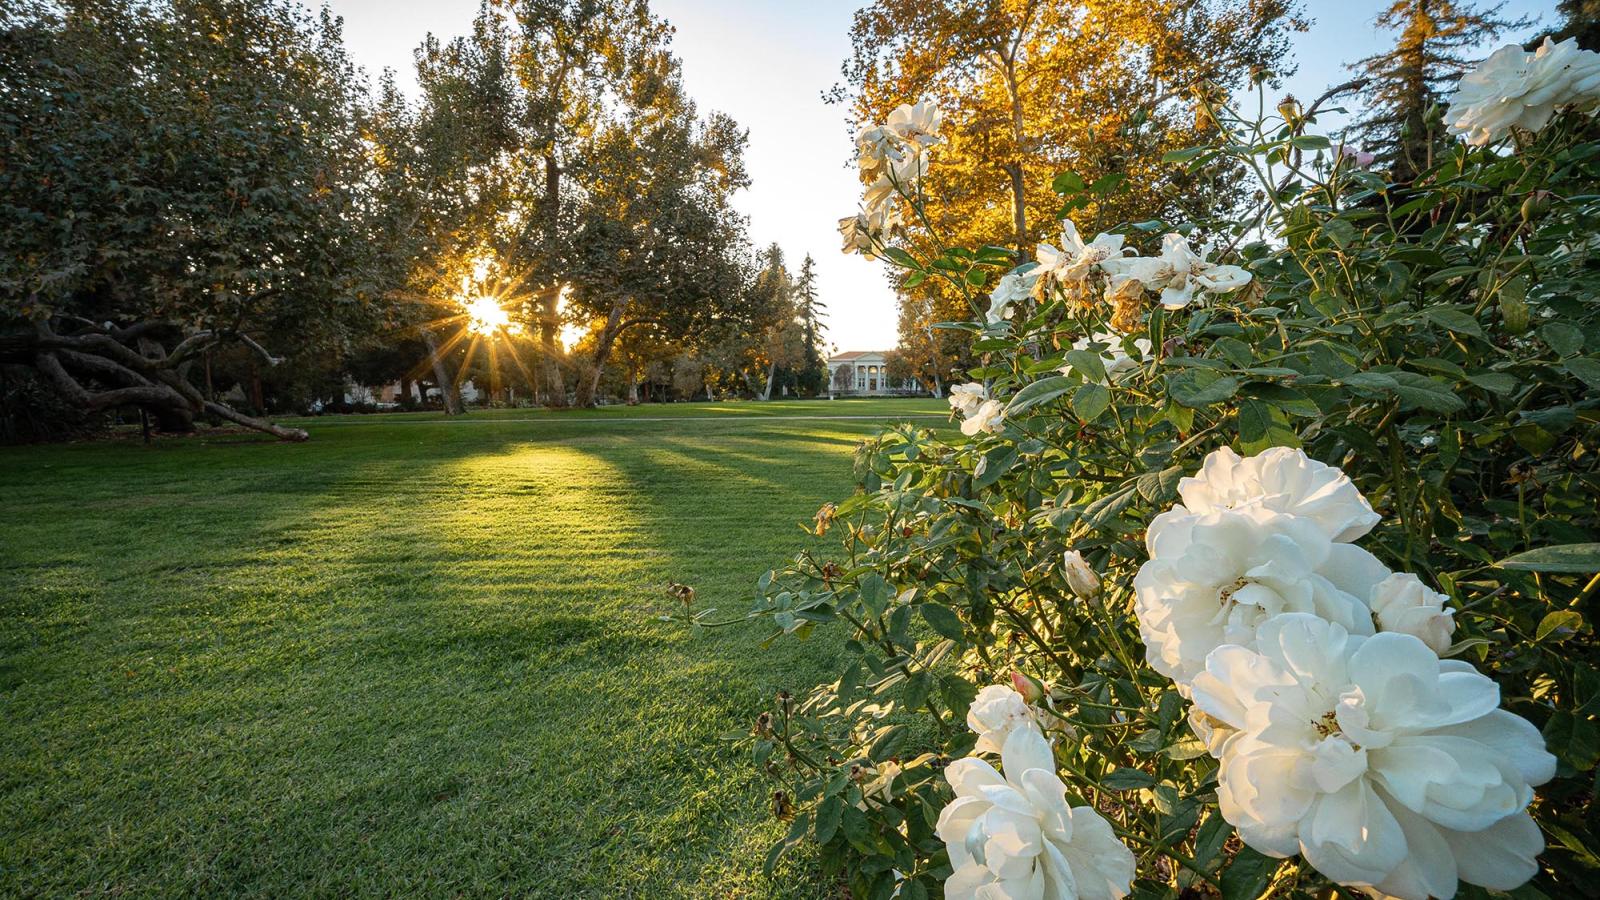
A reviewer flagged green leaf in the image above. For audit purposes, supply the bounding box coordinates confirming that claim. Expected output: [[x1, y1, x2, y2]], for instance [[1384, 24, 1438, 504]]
[[1100, 768, 1155, 791], [920, 602, 965, 641], [1237, 398, 1271, 447], [1073, 383, 1111, 422], [1136, 465, 1184, 502], [1168, 371, 1239, 408], [1005, 376, 1075, 416], [1088, 173, 1125, 195], [1390, 372, 1467, 414], [1536, 610, 1585, 643], [1343, 371, 1398, 392], [1498, 543, 1600, 573], [1063, 349, 1109, 384], [868, 725, 908, 762], [1220, 846, 1280, 900], [1466, 371, 1517, 395], [1051, 171, 1085, 194], [1540, 322, 1585, 356], [814, 795, 844, 844], [859, 572, 891, 616], [1080, 483, 1140, 530], [881, 247, 921, 270], [1424, 307, 1484, 338], [840, 804, 871, 852], [1291, 134, 1332, 151], [1564, 356, 1600, 388], [973, 445, 1017, 489]]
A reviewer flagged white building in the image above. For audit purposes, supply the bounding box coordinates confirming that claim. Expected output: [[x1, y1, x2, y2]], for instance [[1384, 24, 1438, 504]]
[[827, 351, 923, 396], [343, 379, 480, 408]]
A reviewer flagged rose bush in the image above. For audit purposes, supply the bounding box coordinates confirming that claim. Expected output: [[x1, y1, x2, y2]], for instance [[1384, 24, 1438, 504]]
[[673, 48, 1600, 899]]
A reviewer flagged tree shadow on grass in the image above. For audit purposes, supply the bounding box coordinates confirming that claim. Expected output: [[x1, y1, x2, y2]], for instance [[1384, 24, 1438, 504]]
[[0, 416, 874, 897]]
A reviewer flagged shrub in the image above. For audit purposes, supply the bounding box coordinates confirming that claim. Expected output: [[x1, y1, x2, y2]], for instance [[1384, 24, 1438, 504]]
[[676, 42, 1600, 900]]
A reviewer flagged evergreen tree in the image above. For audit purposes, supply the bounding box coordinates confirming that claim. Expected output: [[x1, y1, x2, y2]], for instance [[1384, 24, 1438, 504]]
[[1549, 1, 1600, 51], [793, 254, 828, 396], [1349, 1, 1530, 183]]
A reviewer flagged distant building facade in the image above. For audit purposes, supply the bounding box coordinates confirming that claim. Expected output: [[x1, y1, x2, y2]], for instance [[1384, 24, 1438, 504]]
[[826, 351, 924, 397]]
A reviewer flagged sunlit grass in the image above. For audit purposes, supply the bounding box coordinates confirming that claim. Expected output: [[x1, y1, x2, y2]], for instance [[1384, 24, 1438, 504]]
[[0, 399, 945, 897]]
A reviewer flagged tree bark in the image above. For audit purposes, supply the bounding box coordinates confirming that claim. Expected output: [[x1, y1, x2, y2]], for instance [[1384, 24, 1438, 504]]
[[419, 326, 463, 415], [1001, 51, 1029, 258], [576, 296, 628, 408], [761, 359, 776, 401], [539, 153, 567, 408]]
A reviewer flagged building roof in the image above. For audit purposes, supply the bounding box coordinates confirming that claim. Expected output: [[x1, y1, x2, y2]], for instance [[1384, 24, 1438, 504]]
[[829, 350, 891, 362]]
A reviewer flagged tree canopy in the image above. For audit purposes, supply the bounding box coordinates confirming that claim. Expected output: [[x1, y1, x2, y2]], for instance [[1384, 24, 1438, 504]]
[[0, 0, 378, 438]]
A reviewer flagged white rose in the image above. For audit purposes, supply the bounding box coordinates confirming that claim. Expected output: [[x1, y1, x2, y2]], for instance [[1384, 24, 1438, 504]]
[[966, 683, 1040, 755], [1177, 446, 1381, 543], [1447, 38, 1600, 146], [1036, 219, 1126, 286], [1369, 572, 1456, 654], [1149, 234, 1252, 309], [988, 267, 1040, 324], [885, 99, 942, 150], [960, 398, 1005, 436], [938, 725, 1136, 900], [1134, 505, 1374, 688], [948, 382, 987, 416], [1061, 550, 1102, 599], [1191, 613, 1555, 900], [838, 213, 874, 255], [854, 124, 901, 173]]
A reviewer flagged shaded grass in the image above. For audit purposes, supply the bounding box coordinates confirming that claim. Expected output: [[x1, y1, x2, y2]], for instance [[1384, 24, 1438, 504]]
[[0, 398, 947, 898]]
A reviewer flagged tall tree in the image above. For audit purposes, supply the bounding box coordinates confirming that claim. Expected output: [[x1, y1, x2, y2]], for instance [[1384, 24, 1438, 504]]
[[746, 245, 806, 400], [1349, 1, 1530, 182], [1551, 1, 1600, 50], [839, 0, 1304, 373], [565, 90, 751, 407], [0, 0, 378, 440], [504, 0, 676, 406], [837, 0, 1305, 260], [792, 254, 829, 396]]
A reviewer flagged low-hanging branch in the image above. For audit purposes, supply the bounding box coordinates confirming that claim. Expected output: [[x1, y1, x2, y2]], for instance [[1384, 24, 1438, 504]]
[[4, 317, 309, 442]]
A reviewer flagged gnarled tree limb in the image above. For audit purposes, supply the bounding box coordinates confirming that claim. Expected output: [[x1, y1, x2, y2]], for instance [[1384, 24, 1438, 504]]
[[7, 316, 311, 442]]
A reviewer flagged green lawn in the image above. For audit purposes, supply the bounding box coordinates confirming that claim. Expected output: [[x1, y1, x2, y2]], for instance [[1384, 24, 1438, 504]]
[[0, 398, 947, 898]]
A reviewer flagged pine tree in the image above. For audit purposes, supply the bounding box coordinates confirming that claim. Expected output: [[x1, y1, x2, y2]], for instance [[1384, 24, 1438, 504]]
[[1349, 1, 1530, 182], [1550, 1, 1600, 51], [793, 254, 828, 396]]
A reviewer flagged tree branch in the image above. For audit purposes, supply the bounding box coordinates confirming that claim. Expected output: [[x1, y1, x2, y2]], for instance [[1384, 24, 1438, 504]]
[[203, 401, 308, 442]]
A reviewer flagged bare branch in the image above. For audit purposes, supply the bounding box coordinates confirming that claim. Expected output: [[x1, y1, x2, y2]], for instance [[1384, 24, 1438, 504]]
[[203, 401, 308, 442]]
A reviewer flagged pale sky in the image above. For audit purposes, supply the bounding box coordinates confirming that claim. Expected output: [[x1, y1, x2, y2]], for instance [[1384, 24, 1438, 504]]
[[325, 0, 1556, 354]]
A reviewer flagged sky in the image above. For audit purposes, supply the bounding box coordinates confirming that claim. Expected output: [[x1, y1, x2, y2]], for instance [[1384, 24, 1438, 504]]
[[324, 0, 1558, 355]]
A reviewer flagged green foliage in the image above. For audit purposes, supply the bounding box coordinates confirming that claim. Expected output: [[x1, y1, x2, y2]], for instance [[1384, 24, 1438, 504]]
[[0, 0, 376, 343], [712, 97, 1600, 898]]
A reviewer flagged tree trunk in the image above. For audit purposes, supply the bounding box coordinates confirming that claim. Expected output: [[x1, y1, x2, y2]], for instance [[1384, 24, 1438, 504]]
[[1002, 54, 1029, 258], [540, 153, 567, 408], [419, 326, 463, 415], [576, 296, 627, 408], [761, 359, 777, 401]]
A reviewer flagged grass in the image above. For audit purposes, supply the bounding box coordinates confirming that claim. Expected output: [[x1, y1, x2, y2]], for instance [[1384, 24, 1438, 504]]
[[0, 397, 947, 898]]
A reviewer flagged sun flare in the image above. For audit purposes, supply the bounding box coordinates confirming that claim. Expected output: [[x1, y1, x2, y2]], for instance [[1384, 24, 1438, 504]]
[[463, 295, 521, 337]]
